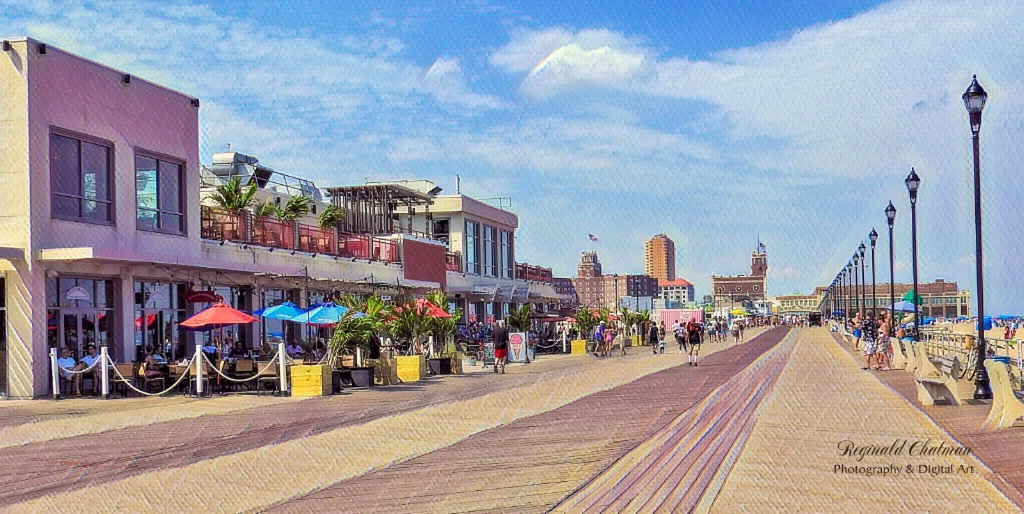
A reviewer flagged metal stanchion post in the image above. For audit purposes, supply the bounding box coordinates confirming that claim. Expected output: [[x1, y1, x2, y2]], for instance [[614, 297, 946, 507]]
[[278, 342, 289, 396], [195, 343, 204, 397], [100, 346, 110, 399], [562, 330, 567, 354], [50, 347, 59, 400]]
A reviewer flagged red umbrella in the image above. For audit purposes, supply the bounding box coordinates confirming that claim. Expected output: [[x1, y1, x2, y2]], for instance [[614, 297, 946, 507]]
[[414, 298, 451, 318], [180, 302, 258, 330]]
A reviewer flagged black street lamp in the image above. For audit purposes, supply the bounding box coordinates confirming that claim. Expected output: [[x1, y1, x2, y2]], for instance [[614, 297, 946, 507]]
[[905, 167, 921, 343], [885, 201, 897, 336], [869, 229, 878, 320], [858, 243, 867, 316], [845, 263, 853, 321], [964, 75, 991, 399], [853, 253, 860, 316]]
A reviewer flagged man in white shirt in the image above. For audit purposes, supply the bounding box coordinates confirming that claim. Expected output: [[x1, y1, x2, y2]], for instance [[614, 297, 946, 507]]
[[76, 344, 102, 395], [286, 341, 304, 358], [56, 347, 82, 396]]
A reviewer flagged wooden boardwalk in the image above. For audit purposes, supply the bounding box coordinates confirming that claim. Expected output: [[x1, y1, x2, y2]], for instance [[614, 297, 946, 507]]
[[266, 329, 791, 513], [833, 332, 1024, 507]]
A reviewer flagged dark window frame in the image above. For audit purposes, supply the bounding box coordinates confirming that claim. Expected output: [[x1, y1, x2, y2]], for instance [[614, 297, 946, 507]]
[[465, 220, 481, 275], [500, 230, 513, 280], [135, 149, 186, 236], [49, 128, 115, 225], [483, 225, 497, 278]]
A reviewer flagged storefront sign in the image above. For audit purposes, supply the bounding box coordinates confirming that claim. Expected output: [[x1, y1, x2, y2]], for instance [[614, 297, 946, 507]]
[[183, 290, 222, 303], [65, 286, 90, 301]]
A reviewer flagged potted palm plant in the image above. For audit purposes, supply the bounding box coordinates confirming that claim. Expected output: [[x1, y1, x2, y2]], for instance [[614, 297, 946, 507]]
[[424, 290, 462, 375], [208, 176, 258, 212], [387, 298, 429, 382], [572, 308, 599, 355], [318, 204, 345, 228], [328, 294, 387, 388]]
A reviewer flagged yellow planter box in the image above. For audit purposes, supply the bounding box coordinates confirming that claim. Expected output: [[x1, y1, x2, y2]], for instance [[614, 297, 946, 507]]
[[396, 355, 426, 383], [365, 358, 398, 386], [630, 335, 641, 347], [571, 340, 588, 355], [290, 364, 331, 397]]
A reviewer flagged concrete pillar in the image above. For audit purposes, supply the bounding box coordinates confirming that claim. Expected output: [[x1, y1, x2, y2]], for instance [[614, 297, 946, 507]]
[[5, 261, 48, 398], [117, 268, 135, 362]]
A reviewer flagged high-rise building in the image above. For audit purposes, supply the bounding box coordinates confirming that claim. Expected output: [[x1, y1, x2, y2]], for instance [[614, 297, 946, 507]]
[[644, 234, 676, 281]]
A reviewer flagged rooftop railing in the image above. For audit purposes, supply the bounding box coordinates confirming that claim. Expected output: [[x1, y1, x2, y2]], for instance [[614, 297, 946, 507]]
[[446, 251, 462, 273], [516, 262, 553, 283], [201, 206, 401, 264]]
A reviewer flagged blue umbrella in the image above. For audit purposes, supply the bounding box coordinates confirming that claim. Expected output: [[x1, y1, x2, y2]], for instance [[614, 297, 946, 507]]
[[888, 300, 917, 313], [288, 302, 350, 325], [255, 301, 304, 320]]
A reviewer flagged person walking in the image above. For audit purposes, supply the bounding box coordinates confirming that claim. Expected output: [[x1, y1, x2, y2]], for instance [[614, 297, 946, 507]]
[[861, 311, 879, 370], [674, 320, 687, 354], [594, 321, 605, 357], [492, 320, 509, 374], [851, 312, 864, 351], [876, 311, 893, 370], [687, 321, 702, 366], [649, 322, 660, 355], [658, 321, 666, 354]]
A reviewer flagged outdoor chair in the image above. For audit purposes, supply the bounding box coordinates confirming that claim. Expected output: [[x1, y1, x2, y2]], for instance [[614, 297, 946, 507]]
[[233, 359, 256, 390], [257, 363, 279, 396], [111, 363, 136, 397], [137, 364, 166, 394], [185, 362, 214, 397]]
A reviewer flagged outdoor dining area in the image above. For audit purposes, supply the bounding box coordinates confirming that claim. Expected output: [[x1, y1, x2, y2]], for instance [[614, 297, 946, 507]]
[[52, 292, 465, 400]]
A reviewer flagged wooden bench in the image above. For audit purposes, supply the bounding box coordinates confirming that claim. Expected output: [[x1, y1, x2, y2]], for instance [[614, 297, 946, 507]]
[[914, 346, 961, 406], [982, 359, 1024, 429]]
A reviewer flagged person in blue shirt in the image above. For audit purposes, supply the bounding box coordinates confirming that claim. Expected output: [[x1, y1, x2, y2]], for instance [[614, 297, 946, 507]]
[[76, 344, 102, 395], [56, 347, 82, 395], [594, 322, 605, 356]]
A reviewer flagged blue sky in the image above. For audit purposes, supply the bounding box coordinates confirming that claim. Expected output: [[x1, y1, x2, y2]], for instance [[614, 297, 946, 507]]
[[5, 0, 1024, 312]]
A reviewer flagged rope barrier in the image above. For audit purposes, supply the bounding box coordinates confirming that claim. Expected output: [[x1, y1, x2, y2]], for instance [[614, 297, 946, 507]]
[[107, 354, 195, 397], [201, 352, 281, 383], [56, 357, 103, 375]]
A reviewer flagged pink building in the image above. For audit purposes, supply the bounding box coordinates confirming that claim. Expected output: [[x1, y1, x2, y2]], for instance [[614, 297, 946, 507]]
[[0, 38, 560, 398], [0, 38, 445, 398]]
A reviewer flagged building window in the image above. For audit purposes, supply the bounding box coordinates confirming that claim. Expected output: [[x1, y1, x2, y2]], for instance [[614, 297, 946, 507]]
[[135, 154, 185, 234], [483, 225, 497, 277], [500, 230, 513, 279], [50, 132, 113, 224], [465, 220, 480, 274]]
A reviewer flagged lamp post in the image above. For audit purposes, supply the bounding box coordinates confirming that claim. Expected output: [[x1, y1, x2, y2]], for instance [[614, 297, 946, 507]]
[[905, 167, 920, 343], [964, 75, 991, 400], [869, 229, 878, 321], [858, 243, 866, 316], [885, 201, 897, 336], [845, 263, 853, 321], [852, 254, 860, 316]]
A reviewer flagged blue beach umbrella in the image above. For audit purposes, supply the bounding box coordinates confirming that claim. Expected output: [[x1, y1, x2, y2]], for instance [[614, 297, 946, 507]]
[[288, 302, 350, 325], [254, 301, 304, 320], [888, 300, 917, 313]]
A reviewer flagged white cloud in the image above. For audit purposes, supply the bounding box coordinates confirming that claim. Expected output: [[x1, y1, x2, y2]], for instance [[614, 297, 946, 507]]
[[5, 0, 1024, 310], [419, 57, 508, 110]]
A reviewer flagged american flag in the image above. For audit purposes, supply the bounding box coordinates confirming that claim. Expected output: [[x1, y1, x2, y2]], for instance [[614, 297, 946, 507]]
[[588, 234, 599, 242]]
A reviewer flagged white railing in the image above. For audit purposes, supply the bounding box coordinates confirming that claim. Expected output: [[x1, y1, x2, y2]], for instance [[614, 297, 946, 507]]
[[50, 343, 290, 399]]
